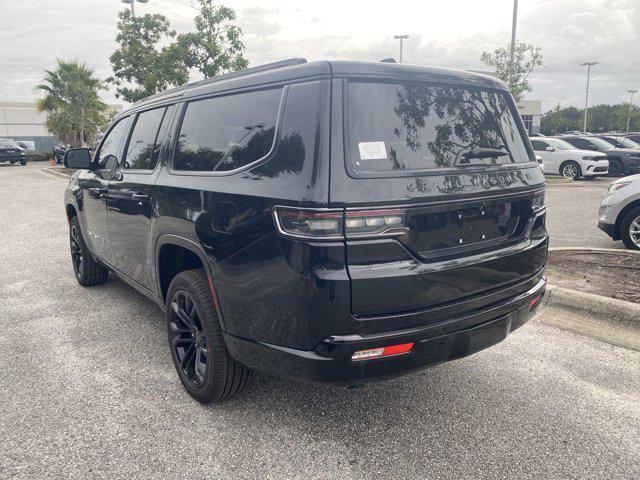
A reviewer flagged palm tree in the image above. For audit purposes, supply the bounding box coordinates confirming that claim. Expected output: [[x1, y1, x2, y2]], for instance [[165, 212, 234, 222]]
[[37, 60, 108, 146]]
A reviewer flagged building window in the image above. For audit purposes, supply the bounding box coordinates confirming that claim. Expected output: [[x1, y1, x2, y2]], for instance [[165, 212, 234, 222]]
[[521, 114, 533, 133]]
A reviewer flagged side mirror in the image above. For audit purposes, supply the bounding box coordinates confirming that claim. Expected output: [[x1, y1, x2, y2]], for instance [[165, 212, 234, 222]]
[[545, 146, 554, 152], [64, 148, 92, 169]]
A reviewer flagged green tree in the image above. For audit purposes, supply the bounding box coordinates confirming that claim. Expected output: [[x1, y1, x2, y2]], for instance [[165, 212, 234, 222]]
[[540, 105, 583, 135], [108, 9, 189, 102], [177, 1, 248, 79], [481, 41, 543, 102], [37, 60, 108, 146]]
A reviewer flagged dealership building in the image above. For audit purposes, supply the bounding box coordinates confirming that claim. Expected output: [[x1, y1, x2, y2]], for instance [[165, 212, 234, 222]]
[[0, 101, 122, 152]]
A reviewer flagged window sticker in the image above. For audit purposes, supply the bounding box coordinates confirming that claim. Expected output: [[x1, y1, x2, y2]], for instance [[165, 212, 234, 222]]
[[358, 141, 387, 160]]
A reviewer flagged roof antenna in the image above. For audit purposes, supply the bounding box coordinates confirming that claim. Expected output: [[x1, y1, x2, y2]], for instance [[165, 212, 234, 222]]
[[380, 58, 397, 63]]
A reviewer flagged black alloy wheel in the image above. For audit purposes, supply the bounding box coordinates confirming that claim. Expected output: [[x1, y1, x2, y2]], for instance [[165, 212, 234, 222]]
[[169, 290, 209, 388], [165, 269, 249, 403], [70, 223, 83, 276], [68, 216, 109, 286]]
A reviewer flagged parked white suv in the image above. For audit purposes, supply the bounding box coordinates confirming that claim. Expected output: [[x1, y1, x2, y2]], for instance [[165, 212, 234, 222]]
[[598, 175, 640, 249], [530, 137, 609, 180]]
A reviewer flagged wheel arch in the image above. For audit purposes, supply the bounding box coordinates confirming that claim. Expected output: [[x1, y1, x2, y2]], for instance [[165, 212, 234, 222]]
[[614, 199, 640, 241], [155, 235, 226, 329]]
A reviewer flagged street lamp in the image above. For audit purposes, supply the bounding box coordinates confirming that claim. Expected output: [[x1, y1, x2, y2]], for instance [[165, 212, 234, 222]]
[[393, 35, 410, 63], [627, 89, 638, 132], [121, 0, 149, 18], [580, 62, 598, 132]]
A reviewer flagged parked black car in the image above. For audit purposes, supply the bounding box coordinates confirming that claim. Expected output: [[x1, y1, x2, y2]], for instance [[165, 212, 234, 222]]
[[0, 138, 27, 165], [623, 133, 640, 144], [558, 135, 640, 176], [594, 134, 640, 151], [53, 144, 69, 164], [64, 59, 548, 403]]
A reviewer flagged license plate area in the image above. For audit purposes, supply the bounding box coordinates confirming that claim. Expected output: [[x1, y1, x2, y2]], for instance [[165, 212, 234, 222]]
[[403, 197, 532, 261]]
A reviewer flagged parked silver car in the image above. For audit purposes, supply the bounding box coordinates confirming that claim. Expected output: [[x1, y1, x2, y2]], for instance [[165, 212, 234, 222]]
[[598, 175, 640, 249]]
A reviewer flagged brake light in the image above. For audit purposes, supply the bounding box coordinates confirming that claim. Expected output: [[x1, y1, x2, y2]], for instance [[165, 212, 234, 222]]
[[273, 209, 344, 239], [273, 207, 409, 240], [351, 342, 414, 361], [344, 209, 408, 238]]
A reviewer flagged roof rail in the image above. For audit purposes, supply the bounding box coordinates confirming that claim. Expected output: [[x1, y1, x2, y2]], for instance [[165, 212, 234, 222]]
[[133, 58, 308, 107]]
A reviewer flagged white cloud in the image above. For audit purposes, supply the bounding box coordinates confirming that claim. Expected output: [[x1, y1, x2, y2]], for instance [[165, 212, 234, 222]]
[[0, 0, 638, 111]]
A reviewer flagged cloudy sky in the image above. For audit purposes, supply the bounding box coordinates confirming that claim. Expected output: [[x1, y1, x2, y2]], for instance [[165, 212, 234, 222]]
[[1, 0, 639, 112]]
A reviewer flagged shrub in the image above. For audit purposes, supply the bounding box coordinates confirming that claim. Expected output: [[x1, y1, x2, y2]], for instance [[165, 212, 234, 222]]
[[25, 152, 52, 161]]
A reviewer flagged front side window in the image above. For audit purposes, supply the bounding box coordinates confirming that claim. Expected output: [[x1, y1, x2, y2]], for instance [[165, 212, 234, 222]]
[[174, 88, 282, 172], [547, 138, 575, 150], [346, 81, 532, 174], [531, 140, 549, 151], [96, 117, 130, 170], [124, 107, 167, 170]]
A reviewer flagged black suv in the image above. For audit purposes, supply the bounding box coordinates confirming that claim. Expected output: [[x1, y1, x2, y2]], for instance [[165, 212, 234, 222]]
[[0, 138, 27, 165], [559, 135, 640, 176], [64, 59, 548, 403]]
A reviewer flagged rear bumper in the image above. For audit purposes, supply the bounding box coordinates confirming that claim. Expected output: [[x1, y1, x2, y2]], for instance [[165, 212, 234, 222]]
[[224, 276, 546, 385]]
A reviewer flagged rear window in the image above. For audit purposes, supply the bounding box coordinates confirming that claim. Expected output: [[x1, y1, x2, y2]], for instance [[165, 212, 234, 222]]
[[174, 88, 282, 172], [346, 81, 532, 174]]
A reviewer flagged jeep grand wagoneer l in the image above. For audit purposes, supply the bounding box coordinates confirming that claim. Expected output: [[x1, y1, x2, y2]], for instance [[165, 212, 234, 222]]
[[64, 59, 547, 403]]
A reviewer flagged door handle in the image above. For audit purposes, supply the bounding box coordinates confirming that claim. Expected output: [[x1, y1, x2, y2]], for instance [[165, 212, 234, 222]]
[[132, 193, 149, 200]]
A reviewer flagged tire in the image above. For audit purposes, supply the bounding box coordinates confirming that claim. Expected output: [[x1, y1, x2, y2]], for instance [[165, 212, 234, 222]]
[[584, 176, 597, 181], [166, 269, 249, 403], [19, 159, 26, 166], [560, 161, 582, 180], [620, 206, 640, 250], [608, 160, 623, 177], [69, 216, 109, 286]]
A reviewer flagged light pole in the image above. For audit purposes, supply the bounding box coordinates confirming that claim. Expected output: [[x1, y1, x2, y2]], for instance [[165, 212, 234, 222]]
[[509, 0, 518, 69], [627, 89, 638, 132], [580, 62, 598, 132], [121, 0, 149, 18], [393, 35, 410, 63]]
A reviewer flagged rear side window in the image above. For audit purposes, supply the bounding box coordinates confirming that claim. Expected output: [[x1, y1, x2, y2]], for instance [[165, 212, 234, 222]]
[[124, 107, 167, 170], [346, 81, 532, 174], [174, 88, 282, 172]]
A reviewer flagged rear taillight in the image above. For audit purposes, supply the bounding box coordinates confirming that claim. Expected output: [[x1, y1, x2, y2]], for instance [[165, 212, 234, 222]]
[[273, 207, 409, 240], [344, 209, 408, 238], [273, 208, 344, 240]]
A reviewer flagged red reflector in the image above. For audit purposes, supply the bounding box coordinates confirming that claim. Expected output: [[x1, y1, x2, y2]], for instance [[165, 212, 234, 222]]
[[529, 293, 543, 311], [351, 342, 414, 361], [382, 342, 414, 356]]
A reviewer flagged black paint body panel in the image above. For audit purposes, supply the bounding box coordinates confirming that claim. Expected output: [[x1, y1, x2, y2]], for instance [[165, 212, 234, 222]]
[[64, 60, 548, 384]]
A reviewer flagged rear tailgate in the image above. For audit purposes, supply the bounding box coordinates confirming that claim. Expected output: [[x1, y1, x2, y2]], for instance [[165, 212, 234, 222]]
[[329, 76, 548, 319]]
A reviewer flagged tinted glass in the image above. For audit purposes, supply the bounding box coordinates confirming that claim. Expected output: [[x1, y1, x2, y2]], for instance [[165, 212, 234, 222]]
[[531, 140, 548, 151], [590, 137, 615, 149], [601, 136, 623, 148], [174, 88, 282, 172], [547, 138, 575, 150], [96, 117, 130, 170], [564, 138, 591, 150], [346, 81, 531, 173], [124, 107, 166, 170]]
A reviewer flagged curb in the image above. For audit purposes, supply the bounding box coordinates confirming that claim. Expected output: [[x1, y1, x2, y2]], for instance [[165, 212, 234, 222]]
[[548, 246, 640, 255], [42, 167, 72, 179], [544, 284, 640, 329]]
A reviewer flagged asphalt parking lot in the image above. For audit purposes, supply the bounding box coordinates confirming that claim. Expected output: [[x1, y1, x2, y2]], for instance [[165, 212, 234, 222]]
[[545, 176, 622, 249], [1, 164, 639, 480]]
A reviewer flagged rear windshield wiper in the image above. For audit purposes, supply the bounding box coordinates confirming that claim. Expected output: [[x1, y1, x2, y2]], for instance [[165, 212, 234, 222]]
[[455, 147, 510, 166]]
